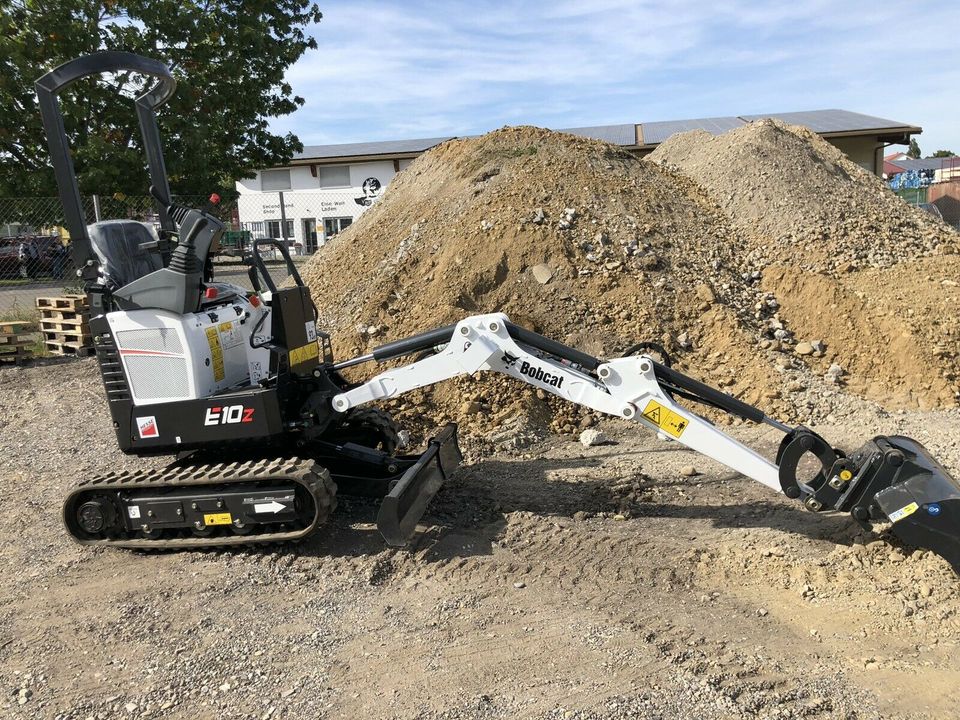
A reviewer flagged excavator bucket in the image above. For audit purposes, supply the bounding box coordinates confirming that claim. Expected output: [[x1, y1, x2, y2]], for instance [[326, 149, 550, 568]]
[[377, 423, 462, 546], [862, 436, 960, 571], [778, 427, 960, 571]]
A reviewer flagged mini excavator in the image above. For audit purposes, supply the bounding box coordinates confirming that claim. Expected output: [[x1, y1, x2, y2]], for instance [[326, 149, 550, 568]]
[[36, 53, 960, 571]]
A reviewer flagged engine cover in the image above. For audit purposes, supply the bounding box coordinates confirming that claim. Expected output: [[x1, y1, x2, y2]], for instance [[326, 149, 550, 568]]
[[106, 287, 270, 405]]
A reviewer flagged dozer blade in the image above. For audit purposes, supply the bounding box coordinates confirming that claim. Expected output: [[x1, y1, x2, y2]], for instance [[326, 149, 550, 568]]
[[863, 436, 960, 571], [377, 423, 462, 546]]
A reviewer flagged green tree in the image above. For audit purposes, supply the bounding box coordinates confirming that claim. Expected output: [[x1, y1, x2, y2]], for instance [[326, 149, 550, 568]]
[[929, 150, 956, 158], [907, 138, 921, 159], [0, 0, 322, 199]]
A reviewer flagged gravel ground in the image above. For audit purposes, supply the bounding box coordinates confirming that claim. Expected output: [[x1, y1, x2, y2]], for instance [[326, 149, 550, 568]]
[[1, 358, 960, 719]]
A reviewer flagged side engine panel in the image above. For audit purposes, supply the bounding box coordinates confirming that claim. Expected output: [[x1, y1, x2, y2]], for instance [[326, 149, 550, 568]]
[[107, 289, 270, 406]]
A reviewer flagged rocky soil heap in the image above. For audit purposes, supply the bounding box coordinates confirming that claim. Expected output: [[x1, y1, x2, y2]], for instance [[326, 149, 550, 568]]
[[302, 124, 959, 436], [301, 126, 781, 435], [648, 118, 957, 273]]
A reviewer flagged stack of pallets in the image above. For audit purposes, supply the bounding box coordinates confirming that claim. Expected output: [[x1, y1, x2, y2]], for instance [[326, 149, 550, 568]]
[[0, 320, 35, 366], [37, 295, 95, 357]]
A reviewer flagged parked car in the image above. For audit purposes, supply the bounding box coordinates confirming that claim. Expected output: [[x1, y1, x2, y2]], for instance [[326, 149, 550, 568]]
[[0, 235, 68, 279], [217, 229, 253, 258]]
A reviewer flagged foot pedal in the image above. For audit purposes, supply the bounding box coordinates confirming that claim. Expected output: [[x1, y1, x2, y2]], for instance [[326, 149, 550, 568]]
[[377, 423, 462, 546]]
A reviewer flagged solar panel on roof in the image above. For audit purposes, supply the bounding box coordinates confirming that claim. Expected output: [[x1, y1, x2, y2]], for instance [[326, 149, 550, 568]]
[[558, 124, 637, 145], [738, 109, 910, 133], [294, 136, 454, 160], [287, 109, 917, 163], [640, 117, 746, 145]]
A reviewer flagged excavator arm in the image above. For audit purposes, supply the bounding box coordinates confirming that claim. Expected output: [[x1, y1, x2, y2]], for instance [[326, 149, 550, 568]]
[[333, 313, 960, 571]]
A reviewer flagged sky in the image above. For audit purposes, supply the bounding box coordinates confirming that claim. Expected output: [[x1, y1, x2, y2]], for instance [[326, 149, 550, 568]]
[[272, 1, 960, 155]]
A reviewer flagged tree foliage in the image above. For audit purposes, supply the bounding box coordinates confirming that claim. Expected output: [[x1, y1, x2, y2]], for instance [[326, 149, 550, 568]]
[[0, 0, 322, 198], [907, 138, 921, 159], [928, 150, 956, 158]]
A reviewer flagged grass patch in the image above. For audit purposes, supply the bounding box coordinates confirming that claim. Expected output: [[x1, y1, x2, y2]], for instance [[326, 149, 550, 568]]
[[503, 145, 539, 158], [0, 304, 40, 325]]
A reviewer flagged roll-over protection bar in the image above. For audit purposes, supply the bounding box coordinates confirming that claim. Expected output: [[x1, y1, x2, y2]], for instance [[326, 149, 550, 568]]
[[35, 52, 178, 275]]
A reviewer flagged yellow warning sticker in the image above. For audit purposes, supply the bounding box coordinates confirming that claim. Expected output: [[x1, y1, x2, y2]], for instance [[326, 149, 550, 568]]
[[205, 327, 225, 382], [640, 399, 689, 438], [887, 502, 919, 524], [289, 341, 319, 367], [203, 512, 232, 526]]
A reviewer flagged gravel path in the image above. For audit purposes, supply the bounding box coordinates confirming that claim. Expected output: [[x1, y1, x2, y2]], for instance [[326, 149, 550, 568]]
[[1, 358, 959, 719]]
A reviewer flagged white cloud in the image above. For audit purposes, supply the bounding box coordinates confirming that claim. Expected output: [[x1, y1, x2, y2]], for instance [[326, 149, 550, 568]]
[[272, 0, 960, 153]]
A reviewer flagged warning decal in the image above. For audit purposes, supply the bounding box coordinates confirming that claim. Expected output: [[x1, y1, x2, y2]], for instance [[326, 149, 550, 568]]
[[205, 327, 225, 381], [289, 341, 319, 367], [640, 400, 689, 438], [888, 501, 919, 524], [203, 513, 233, 526], [218, 321, 243, 349]]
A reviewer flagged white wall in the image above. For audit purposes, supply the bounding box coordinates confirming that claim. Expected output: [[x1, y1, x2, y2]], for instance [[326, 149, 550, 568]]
[[237, 160, 400, 194], [236, 159, 404, 250], [827, 136, 884, 174]]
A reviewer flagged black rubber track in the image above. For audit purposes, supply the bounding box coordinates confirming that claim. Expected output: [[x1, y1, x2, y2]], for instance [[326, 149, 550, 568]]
[[62, 456, 336, 550]]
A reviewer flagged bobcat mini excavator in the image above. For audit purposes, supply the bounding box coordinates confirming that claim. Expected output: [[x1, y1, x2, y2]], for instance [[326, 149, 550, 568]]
[[36, 52, 960, 571]]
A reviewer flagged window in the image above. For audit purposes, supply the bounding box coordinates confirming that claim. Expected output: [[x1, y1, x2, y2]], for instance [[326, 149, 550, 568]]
[[261, 169, 291, 191], [318, 165, 350, 188], [323, 217, 353, 240], [266, 220, 294, 239], [242, 221, 265, 237]]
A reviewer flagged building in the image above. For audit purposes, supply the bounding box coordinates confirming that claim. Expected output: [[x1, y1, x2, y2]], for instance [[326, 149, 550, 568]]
[[885, 154, 960, 183], [236, 109, 921, 251], [885, 153, 960, 226]]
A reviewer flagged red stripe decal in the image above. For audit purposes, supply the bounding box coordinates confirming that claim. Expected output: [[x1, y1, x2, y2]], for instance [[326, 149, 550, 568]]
[[119, 349, 184, 357]]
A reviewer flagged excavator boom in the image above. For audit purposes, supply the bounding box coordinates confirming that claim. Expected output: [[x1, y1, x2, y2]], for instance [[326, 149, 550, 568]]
[[333, 313, 960, 571]]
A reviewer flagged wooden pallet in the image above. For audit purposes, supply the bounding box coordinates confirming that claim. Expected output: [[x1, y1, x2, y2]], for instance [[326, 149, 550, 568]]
[[38, 308, 89, 322], [37, 296, 91, 358], [42, 330, 92, 344], [0, 345, 31, 365], [0, 333, 34, 347], [39, 317, 87, 332], [44, 339, 95, 357], [0, 321, 34, 335], [36, 295, 88, 312]]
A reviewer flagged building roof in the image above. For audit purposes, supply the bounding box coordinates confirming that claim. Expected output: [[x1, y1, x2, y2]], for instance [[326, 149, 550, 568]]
[[293, 136, 455, 162], [638, 109, 919, 148], [884, 160, 906, 176], [556, 123, 637, 145], [738, 109, 912, 134], [887, 156, 960, 172], [287, 109, 921, 164]]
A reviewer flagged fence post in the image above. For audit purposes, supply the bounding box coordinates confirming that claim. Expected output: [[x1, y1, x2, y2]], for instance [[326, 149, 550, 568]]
[[278, 190, 288, 246], [92, 194, 101, 223]]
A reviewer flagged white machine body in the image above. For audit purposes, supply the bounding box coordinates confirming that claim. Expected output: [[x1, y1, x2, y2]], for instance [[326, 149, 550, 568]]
[[107, 283, 271, 406]]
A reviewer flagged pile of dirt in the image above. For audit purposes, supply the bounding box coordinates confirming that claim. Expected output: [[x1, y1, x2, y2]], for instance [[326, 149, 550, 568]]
[[759, 257, 960, 410], [301, 125, 958, 436], [301, 126, 784, 434], [648, 118, 958, 273]]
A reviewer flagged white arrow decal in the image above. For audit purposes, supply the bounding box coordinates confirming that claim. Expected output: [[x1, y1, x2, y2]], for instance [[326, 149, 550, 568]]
[[254, 500, 287, 514]]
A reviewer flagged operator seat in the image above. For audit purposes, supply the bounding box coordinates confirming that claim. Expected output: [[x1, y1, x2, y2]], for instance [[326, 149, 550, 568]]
[[87, 219, 163, 291]]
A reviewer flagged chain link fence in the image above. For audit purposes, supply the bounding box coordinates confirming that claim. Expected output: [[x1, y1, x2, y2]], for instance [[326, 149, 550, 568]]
[[0, 188, 379, 320]]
